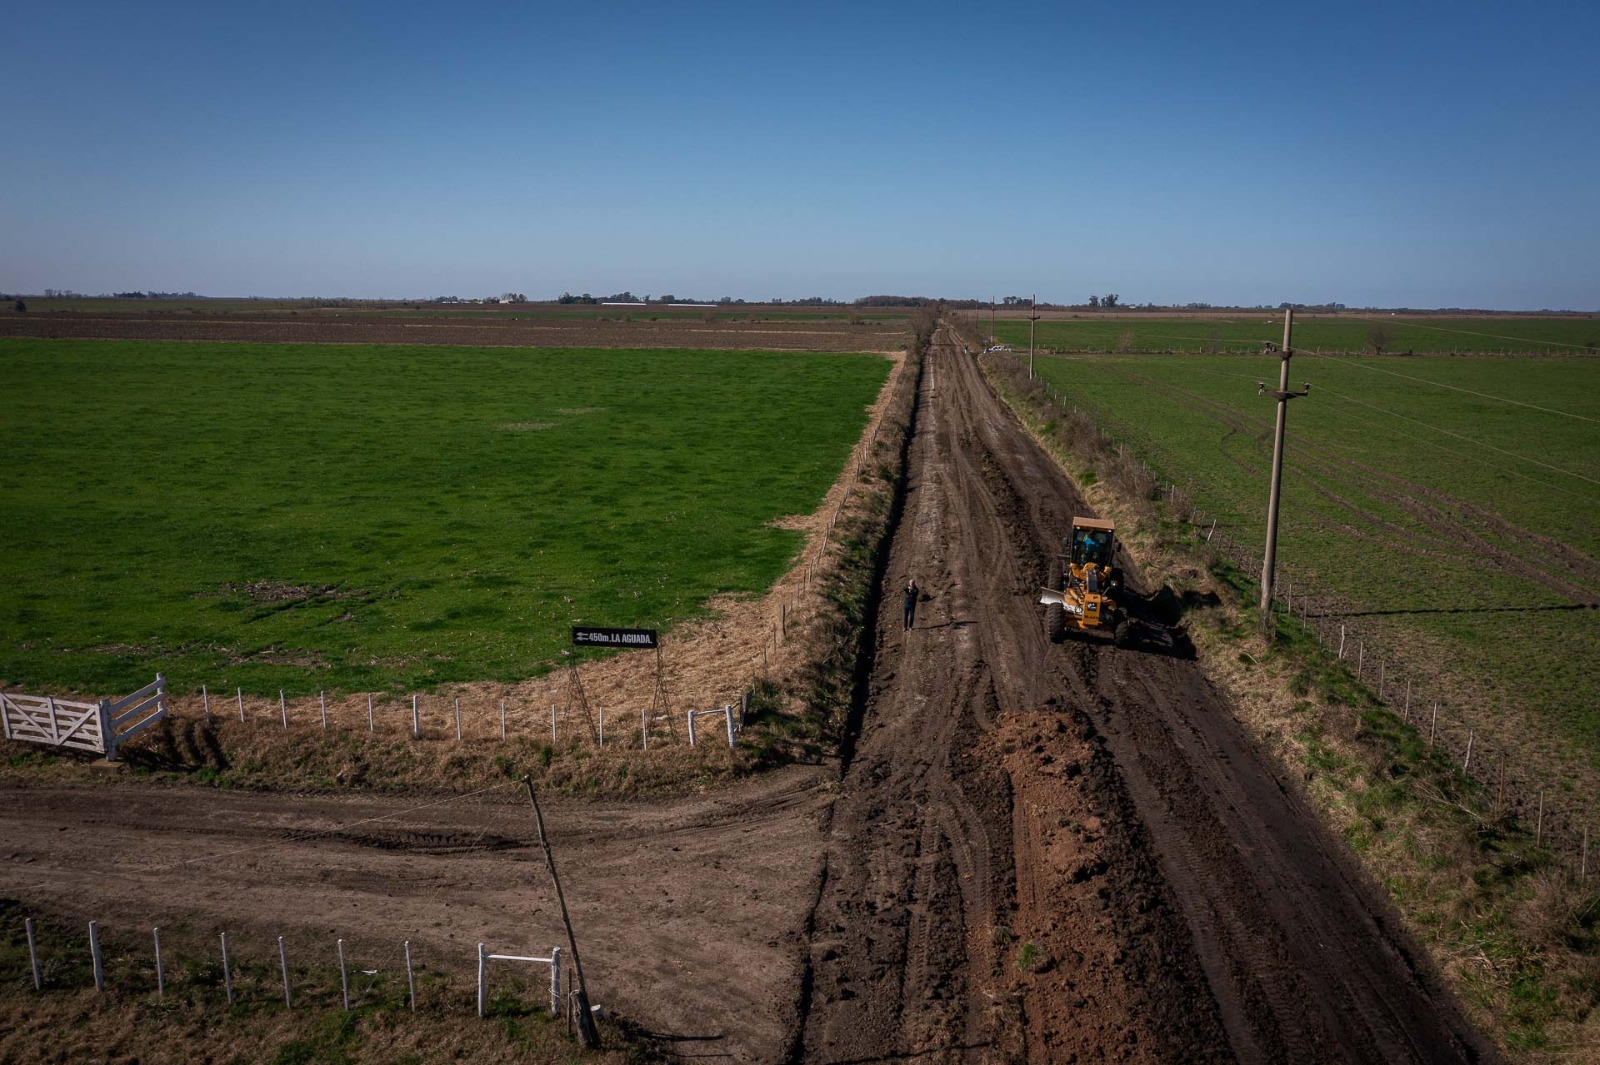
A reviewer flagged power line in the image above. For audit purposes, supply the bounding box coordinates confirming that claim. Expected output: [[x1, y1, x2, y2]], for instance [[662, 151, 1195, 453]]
[[1313, 384, 1600, 489], [1308, 350, 1599, 423], [1349, 314, 1595, 352]]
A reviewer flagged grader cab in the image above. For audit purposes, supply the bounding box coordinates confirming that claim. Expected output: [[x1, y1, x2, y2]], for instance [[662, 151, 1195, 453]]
[[1040, 516, 1133, 647]]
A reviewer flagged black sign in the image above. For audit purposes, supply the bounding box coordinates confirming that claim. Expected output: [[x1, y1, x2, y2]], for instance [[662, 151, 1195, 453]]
[[571, 626, 659, 649]]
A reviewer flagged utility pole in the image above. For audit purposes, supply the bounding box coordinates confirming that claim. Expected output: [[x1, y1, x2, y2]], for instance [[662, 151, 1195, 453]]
[[1028, 293, 1039, 379], [1258, 307, 1311, 614]]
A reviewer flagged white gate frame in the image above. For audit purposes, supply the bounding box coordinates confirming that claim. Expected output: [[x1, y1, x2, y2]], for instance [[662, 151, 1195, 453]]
[[686, 705, 737, 748], [477, 942, 562, 1018], [0, 675, 167, 760]]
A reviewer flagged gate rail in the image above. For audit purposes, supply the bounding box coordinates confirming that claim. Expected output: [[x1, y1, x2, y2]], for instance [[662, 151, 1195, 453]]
[[1, 675, 167, 760]]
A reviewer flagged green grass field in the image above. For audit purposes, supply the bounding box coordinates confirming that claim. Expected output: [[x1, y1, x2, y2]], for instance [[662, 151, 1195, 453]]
[[0, 339, 890, 697], [990, 315, 1600, 354], [1026, 352, 1600, 775]]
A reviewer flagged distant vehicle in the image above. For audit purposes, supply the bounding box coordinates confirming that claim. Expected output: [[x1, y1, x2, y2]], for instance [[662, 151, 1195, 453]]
[[985, 345, 1013, 353]]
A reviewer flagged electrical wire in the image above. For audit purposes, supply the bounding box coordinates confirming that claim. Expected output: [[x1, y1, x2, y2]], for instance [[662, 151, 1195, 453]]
[[1306, 350, 1599, 423], [1348, 314, 1596, 352]]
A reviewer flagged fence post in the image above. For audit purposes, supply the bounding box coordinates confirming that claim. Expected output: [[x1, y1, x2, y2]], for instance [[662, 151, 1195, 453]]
[[1356, 641, 1364, 680], [221, 932, 233, 1004], [1338, 625, 1346, 659], [26, 918, 40, 991], [477, 942, 487, 1018], [202, 685, 211, 723], [1536, 790, 1545, 848], [551, 704, 557, 746], [501, 700, 507, 741], [550, 946, 563, 1017], [455, 698, 462, 743], [1403, 679, 1411, 721], [687, 709, 696, 748], [411, 694, 420, 739], [153, 927, 164, 998], [280, 690, 288, 729], [1582, 826, 1589, 881], [641, 706, 648, 750], [89, 920, 104, 992], [367, 693, 374, 734], [97, 699, 118, 761], [279, 936, 291, 1008], [598, 705, 604, 748], [338, 938, 349, 1011], [1429, 702, 1438, 748], [1463, 730, 1474, 773], [725, 704, 736, 748], [405, 940, 416, 1010], [237, 687, 245, 723], [320, 692, 328, 731]]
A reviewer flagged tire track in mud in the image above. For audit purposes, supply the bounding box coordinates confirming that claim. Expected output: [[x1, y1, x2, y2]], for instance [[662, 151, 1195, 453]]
[[796, 330, 1494, 1063]]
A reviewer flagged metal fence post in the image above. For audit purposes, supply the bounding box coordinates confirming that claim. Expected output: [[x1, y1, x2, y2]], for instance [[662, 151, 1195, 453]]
[[90, 921, 104, 992], [477, 942, 488, 1018]]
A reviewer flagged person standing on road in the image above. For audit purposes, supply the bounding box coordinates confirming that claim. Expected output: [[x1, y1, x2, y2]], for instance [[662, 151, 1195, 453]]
[[903, 577, 919, 631]]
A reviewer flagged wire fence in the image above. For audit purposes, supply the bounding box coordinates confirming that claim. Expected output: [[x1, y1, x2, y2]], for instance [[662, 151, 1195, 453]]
[[995, 352, 1595, 884]]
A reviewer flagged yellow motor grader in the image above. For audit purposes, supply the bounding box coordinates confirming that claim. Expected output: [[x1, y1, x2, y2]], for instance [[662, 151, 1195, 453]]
[[1040, 516, 1133, 647]]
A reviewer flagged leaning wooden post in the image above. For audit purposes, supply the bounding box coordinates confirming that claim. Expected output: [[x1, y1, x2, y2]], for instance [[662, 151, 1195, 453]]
[[404, 940, 416, 1010], [237, 687, 245, 722], [641, 706, 648, 750], [1429, 701, 1438, 749], [1463, 730, 1474, 773], [279, 690, 288, 729], [724, 704, 736, 748], [90, 921, 104, 992], [25, 918, 40, 991], [1338, 625, 1346, 659], [524, 777, 600, 1048], [153, 927, 165, 998], [454, 698, 463, 743], [367, 693, 374, 733], [202, 685, 211, 723], [549, 946, 563, 1017], [1403, 679, 1411, 721], [411, 694, 420, 739]]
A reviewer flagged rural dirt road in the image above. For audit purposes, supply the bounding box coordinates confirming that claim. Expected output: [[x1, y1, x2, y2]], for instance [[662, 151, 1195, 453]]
[[0, 326, 1493, 1062]]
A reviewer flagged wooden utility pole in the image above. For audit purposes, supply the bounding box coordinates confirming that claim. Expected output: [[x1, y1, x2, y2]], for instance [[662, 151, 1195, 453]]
[[1028, 293, 1039, 379], [1259, 307, 1311, 613], [525, 777, 600, 1048]]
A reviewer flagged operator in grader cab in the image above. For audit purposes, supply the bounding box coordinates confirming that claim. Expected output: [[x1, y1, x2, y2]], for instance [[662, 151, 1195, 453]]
[[1040, 516, 1132, 647]]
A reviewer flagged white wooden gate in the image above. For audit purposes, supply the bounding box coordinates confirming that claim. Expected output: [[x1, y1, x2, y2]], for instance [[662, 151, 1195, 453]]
[[0, 675, 168, 760]]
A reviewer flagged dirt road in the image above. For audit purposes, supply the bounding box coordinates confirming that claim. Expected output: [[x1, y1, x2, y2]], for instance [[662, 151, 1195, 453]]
[[0, 326, 1491, 1063], [792, 328, 1492, 1062]]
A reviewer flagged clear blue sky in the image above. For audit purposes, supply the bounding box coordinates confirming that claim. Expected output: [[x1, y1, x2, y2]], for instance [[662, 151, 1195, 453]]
[[5, 0, 1597, 309]]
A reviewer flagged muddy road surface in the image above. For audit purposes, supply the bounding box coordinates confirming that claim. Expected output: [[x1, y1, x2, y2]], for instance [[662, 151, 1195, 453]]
[[0, 327, 1490, 1063], [793, 328, 1491, 1063]]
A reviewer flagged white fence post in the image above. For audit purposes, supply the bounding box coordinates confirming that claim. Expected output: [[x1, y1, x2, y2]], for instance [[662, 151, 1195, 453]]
[[280, 935, 291, 1008], [153, 926, 164, 998], [550, 946, 563, 1017], [202, 685, 210, 723], [338, 938, 349, 1010], [280, 690, 288, 729], [367, 693, 374, 733], [320, 692, 328, 731], [687, 709, 696, 747], [25, 918, 40, 991], [404, 940, 416, 1010], [501, 700, 507, 741], [477, 942, 487, 1018], [97, 700, 117, 761], [725, 704, 736, 748], [237, 687, 245, 722], [90, 921, 104, 992], [455, 698, 463, 742], [411, 694, 420, 739], [221, 931, 233, 1004], [550, 704, 557, 746], [598, 705, 604, 748], [641, 706, 648, 750]]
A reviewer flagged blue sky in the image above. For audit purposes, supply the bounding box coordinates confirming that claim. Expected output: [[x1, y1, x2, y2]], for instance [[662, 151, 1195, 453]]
[[5, 0, 1597, 308]]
